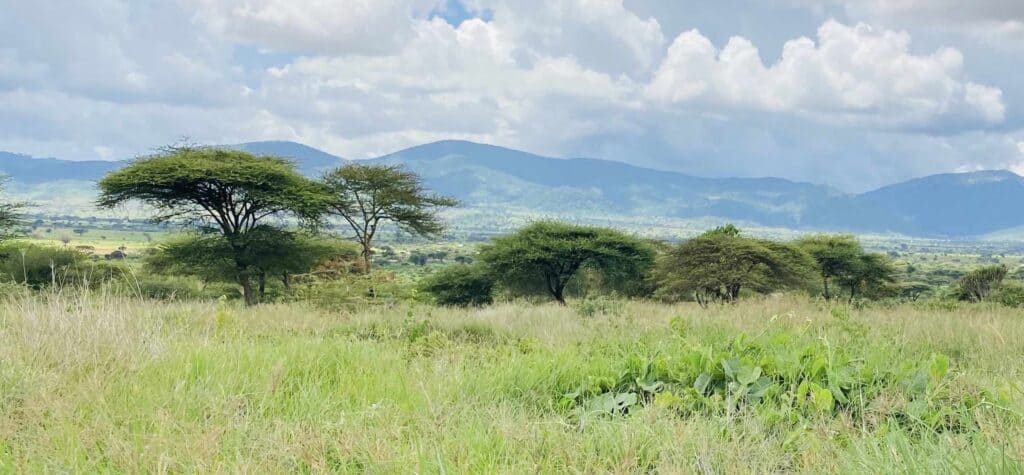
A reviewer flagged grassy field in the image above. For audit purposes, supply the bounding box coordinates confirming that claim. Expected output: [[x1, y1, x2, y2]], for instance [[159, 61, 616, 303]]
[[1, 291, 1022, 473]]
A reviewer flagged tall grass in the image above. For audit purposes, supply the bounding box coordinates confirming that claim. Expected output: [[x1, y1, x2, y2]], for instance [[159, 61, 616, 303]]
[[0, 291, 1022, 473]]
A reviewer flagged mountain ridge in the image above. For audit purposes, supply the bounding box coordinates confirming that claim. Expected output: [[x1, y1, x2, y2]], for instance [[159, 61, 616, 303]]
[[1, 140, 1021, 238]]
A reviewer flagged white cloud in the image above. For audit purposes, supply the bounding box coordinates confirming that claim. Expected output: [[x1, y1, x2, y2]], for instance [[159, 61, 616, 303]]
[[464, 0, 665, 75], [808, 0, 1024, 49], [646, 21, 1005, 128], [189, 0, 444, 55], [0, 0, 1019, 191]]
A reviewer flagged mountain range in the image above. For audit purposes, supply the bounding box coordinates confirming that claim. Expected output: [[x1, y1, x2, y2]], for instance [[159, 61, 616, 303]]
[[1, 140, 1021, 238]]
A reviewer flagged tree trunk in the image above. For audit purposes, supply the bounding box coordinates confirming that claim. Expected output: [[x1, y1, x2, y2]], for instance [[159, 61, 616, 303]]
[[258, 272, 266, 302], [822, 275, 831, 301], [360, 241, 373, 273], [281, 272, 291, 289], [552, 287, 567, 306], [239, 273, 256, 306]]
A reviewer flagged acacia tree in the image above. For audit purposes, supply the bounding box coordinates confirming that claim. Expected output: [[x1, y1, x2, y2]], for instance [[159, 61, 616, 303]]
[[478, 221, 655, 305], [652, 226, 812, 307], [796, 234, 864, 301], [320, 164, 457, 272], [836, 252, 896, 303], [146, 229, 357, 301], [97, 146, 323, 305]]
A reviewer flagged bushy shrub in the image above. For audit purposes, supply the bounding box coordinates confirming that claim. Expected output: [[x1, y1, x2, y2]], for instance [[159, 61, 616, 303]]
[[954, 265, 1007, 302], [992, 283, 1024, 308], [418, 264, 495, 307], [0, 243, 93, 288]]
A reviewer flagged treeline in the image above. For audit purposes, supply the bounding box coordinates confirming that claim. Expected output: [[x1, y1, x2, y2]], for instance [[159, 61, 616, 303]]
[[422, 222, 1024, 309], [0, 146, 1019, 310]]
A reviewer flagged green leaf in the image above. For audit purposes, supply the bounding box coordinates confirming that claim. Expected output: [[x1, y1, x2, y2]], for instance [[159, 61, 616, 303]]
[[737, 365, 762, 386], [812, 386, 834, 412], [694, 373, 713, 395], [721, 358, 742, 380]]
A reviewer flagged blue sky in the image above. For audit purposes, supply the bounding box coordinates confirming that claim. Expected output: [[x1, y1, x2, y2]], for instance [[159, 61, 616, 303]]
[[1, 0, 1022, 191]]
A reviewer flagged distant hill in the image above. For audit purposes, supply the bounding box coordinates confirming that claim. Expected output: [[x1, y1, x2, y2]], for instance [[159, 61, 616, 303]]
[[232, 141, 346, 176], [0, 151, 121, 184], [1, 140, 1022, 238], [805, 170, 1024, 236], [368, 140, 835, 227]]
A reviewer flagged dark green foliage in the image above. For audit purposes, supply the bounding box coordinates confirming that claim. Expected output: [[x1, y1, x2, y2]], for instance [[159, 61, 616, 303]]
[[0, 177, 26, 241], [836, 252, 898, 303], [321, 164, 457, 271], [991, 283, 1024, 308], [146, 229, 357, 302], [97, 146, 324, 305], [652, 226, 813, 306], [419, 264, 495, 307], [796, 234, 864, 301], [797, 234, 897, 303], [954, 265, 1008, 302], [478, 221, 655, 305]]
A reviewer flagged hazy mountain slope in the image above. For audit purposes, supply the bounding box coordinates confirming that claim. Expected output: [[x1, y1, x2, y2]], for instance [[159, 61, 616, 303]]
[[1, 140, 1023, 237], [807, 170, 1024, 237], [370, 140, 835, 227], [0, 151, 121, 184], [232, 141, 346, 176]]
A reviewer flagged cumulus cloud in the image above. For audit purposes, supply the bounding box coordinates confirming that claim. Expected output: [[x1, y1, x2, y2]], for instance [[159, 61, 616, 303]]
[[0, 0, 1019, 191], [254, 16, 638, 156], [646, 21, 1005, 128], [189, 0, 444, 55], [463, 0, 665, 75]]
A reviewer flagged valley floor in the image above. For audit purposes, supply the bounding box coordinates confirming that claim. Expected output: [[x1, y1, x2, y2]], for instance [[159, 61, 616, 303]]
[[1, 293, 1022, 473]]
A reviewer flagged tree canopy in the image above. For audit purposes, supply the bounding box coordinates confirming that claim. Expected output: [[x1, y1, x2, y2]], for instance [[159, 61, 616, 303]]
[[97, 146, 324, 304], [478, 221, 655, 305], [796, 234, 865, 301], [652, 226, 813, 306], [321, 164, 457, 271], [146, 229, 357, 302]]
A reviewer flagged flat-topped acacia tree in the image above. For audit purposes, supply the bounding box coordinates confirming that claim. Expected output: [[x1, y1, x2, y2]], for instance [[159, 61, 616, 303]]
[[321, 164, 457, 272], [479, 221, 655, 305], [97, 146, 324, 305]]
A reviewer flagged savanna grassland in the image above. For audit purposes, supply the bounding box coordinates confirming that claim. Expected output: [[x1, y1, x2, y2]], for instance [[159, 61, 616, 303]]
[[2, 290, 1022, 473]]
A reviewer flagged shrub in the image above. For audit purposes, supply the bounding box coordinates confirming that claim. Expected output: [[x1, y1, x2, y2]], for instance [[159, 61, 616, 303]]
[[419, 264, 495, 307], [954, 265, 1007, 302], [992, 283, 1024, 308], [0, 243, 90, 288]]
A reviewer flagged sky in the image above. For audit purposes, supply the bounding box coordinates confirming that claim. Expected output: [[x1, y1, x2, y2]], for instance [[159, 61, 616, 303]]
[[1, 0, 1023, 192]]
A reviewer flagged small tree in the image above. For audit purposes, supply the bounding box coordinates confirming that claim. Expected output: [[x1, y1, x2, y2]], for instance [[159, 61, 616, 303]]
[[478, 221, 655, 305], [419, 264, 496, 307], [954, 265, 1007, 302], [652, 226, 812, 306], [796, 234, 865, 301], [98, 146, 323, 305], [146, 229, 353, 302], [836, 252, 897, 303], [320, 164, 457, 272]]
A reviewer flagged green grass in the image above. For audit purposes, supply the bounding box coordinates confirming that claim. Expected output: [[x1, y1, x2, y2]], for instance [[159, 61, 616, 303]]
[[1, 292, 1022, 473]]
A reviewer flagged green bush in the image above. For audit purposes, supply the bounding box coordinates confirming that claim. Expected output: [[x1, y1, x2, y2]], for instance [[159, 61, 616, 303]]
[[0, 243, 97, 288], [419, 264, 495, 307], [992, 283, 1024, 308]]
